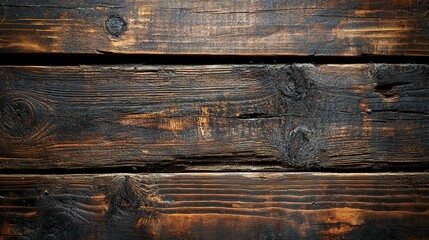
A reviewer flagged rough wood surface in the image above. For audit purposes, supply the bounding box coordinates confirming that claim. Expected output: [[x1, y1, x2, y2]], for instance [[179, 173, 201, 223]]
[[0, 0, 428, 56], [1, 64, 428, 171], [1, 173, 428, 239]]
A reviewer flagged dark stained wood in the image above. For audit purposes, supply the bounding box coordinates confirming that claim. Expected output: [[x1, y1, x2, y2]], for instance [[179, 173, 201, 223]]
[[1, 64, 428, 171], [0, 0, 428, 56], [1, 173, 428, 239]]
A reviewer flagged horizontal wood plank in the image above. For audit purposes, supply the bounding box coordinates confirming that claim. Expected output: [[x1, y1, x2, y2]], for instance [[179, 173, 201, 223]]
[[0, 0, 428, 56], [1, 173, 428, 239], [1, 64, 428, 171]]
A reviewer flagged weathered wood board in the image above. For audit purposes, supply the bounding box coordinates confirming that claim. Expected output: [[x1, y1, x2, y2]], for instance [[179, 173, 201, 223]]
[[1, 173, 428, 239], [0, 0, 428, 56], [1, 64, 428, 171]]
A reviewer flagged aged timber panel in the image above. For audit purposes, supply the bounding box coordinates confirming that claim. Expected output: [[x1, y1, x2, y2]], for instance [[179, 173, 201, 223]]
[[0, 64, 428, 171], [0, 0, 428, 56], [1, 173, 429, 239]]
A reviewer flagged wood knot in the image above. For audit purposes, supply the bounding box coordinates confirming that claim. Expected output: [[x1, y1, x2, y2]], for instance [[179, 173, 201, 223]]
[[374, 82, 410, 100], [287, 126, 324, 168], [0, 96, 36, 138], [276, 65, 311, 100], [0, 92, 52, 158], [106, 15, 127, 37], [288, 127, 310, 163], [105, 176, 162, 236]]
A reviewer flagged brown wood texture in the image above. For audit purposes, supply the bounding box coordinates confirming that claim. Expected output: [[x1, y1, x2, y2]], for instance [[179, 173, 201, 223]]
[[1, 173, 428, 239], [0, 0, 428, 56], [1, 64, 428, 171]]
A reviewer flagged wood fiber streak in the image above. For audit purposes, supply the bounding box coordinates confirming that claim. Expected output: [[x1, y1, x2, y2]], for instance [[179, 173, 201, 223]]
[[1, 173, 429, 239], [0, 0, 428, 56], [0, 64, 428, 171]]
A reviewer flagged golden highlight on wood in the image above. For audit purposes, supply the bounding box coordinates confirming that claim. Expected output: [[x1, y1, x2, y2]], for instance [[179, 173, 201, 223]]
[[1, 173, 428, 239], [0, 64, 428, 171], [0, 0, 428, 55]]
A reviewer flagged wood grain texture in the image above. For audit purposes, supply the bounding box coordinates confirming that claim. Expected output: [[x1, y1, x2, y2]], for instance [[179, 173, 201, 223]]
[[0, 0, 428, 56], [1, 173, 428, 239], [1, 64, 428, 171]]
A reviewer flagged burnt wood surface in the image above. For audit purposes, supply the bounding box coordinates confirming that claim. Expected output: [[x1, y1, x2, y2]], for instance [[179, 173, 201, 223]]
[[0, 0, 428, 56], [0, 64, 428, 171], [2, 1, 429, 239], [1, 173, 429, 239]]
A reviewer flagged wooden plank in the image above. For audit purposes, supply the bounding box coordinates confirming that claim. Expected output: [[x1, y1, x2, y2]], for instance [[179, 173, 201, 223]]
[[0, 0, 428, 56], [1, 173, 428, 239], [1, 64, 428, 171]]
